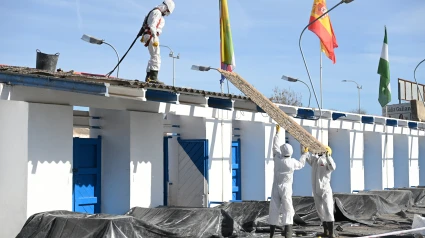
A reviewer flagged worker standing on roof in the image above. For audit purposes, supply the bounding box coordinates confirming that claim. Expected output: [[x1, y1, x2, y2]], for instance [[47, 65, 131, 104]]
[[139, 0, 175, 84], [301, 146, 337, 238], [269, 125, 305, 238]]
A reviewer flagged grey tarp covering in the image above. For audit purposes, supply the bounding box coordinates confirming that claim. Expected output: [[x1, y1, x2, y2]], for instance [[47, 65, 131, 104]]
[[359, 190, 414, 210], [391, 188, 425, 207], [126, 207, 246, 237], [16, 194, 411, 237]]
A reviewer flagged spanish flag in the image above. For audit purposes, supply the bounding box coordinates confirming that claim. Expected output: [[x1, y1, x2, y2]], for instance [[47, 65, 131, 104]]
[[308, 0, 338, 64], [219, 0, 235, 84]]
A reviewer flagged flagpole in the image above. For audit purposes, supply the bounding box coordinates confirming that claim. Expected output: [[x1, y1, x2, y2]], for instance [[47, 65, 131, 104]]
[[320, 46, 324, 143]]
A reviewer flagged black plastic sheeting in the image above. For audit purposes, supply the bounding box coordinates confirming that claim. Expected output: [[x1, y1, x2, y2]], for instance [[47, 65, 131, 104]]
[[126, 207, 246, 237], [390, 188, 425, 207], [16, 193, 413, 237], [358, 190, 414, 210]]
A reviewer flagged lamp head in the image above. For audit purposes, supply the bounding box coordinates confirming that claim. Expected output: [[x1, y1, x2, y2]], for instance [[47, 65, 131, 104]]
[[81, 34, 104, 45], [342, 80, 347, 82], [342, 0, 354, 3], [282, 75, 298, 82], [191, 65, 211, 71]]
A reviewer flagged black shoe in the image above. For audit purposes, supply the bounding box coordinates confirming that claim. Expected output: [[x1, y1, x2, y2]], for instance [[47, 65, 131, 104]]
[[270, 225, 276, 238], [282, 225, 292, 238], [327, 221, 338, 238], [145, 71, 151, 82], [146, 70, 164, 84], [323, 221, 329, 236]]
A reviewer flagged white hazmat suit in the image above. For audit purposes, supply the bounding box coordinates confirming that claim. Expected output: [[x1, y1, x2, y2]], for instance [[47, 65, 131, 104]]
[[141, 0, 175, 83], [268, 133, 305, 226], [302, 152, 336, 222]]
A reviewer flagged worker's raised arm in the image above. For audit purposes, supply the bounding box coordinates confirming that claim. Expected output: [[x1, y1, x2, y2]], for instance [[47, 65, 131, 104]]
[[299, 147, 313, 166]]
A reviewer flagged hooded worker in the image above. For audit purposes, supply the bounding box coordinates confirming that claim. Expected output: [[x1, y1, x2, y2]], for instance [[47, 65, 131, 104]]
[[269, 125, 305, 238], [139, 0, 175, 84], [301, 146, 337, 238]]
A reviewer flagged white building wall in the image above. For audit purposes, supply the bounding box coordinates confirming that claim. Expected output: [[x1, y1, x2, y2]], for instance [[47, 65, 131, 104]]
[[329, 129, 351, 193], [129, 111, 164, 208], [27, 103, 73, 217], [0, 100, 29, 238], [350, 130, 365, 192], [90, 108, 131, 214]]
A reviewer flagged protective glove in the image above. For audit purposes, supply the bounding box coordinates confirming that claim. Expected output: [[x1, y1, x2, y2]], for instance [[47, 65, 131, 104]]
[[276, 124, 280, 134], [153, 41, 159, 47], [325, 146, 332, 157], [303, 147, 309, 154]]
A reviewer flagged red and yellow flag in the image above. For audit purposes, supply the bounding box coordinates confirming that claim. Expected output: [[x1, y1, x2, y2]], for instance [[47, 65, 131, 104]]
[[308, 0, 338, 64]]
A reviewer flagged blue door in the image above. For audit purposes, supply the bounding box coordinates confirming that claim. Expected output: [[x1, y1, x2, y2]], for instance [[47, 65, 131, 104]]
[[163, 136, 170, 206], [73, 137, 101, 214], [232, 139, 241, 200], [174, 138, 209, 207]]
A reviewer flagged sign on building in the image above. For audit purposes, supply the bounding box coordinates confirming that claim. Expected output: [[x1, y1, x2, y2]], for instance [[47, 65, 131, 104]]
[[382, 103, 412, 120]]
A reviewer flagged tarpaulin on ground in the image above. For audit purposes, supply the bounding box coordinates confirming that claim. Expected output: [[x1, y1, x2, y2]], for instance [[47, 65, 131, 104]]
[[16, 210, 180, 238], [333, 193, 404, 225], [390, 188, 425, 207], [16, 208, 248, 238], [358, 190, 414, 210], [126, 207, 246, 237]]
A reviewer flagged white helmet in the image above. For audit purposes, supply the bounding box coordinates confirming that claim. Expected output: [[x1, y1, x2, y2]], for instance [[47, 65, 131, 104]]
[[281, 143, 293, 158], [163, 0, 175, 15]]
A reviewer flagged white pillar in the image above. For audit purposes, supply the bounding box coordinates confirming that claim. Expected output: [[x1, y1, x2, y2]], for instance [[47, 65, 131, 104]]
[[129, 111, 164, 208], [328, 127, 364, 193], [419, 134, 425, 186], [0, 100, 29, 238], [26, 103, 73, 217], [383, 127, 395, 189], [393, 134, 410, 188], [364, 132, 384, 190], [90, 109, 164, 214], [409, 133, 419, 187]]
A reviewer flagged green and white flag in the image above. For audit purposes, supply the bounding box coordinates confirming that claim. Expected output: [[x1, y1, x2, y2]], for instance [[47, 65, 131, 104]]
[[378, 26, 391, 108]]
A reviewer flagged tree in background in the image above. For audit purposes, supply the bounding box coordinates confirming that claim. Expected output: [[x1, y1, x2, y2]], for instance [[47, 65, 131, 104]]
[[348, 108, 368, 115], [269, 86, 303, 107]]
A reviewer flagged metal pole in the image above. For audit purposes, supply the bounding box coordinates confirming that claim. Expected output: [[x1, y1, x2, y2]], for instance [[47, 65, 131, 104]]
[[172, 56, 175, 87], [320, 46, 323, 109], [414, 59, 425, 102], [103, 42, 120, 78], [358, 86, 361, 114], [298, 80, 312, 108], [299, 0, 345, 122]]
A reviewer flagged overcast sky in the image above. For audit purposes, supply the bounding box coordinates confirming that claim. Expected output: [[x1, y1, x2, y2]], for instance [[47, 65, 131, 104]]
[[1, 0, 424, 115]]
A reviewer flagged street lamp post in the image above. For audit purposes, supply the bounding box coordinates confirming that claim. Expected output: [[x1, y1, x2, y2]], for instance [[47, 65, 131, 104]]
[[342, 80, 362, 114], [282, 75, 312, 107], [298, 0, 354, 113], [81, 34, 120, 78], [160, 45, 180, 87], [414, 59, 425, 102]]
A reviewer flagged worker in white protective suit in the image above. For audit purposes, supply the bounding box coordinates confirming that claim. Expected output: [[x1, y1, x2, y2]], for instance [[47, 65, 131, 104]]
[[139, 0, 175, 84], [268, 125, 305, 238], [301, 146, 337, 238]]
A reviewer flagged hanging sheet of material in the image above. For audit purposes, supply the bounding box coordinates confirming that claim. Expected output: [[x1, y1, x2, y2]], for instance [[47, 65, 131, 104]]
[[218, 68, 327, 154], [390, 188, 425, 207]]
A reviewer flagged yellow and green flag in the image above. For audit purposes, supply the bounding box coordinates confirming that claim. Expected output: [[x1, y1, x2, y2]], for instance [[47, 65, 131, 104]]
[[219, 0, 235, 84]]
